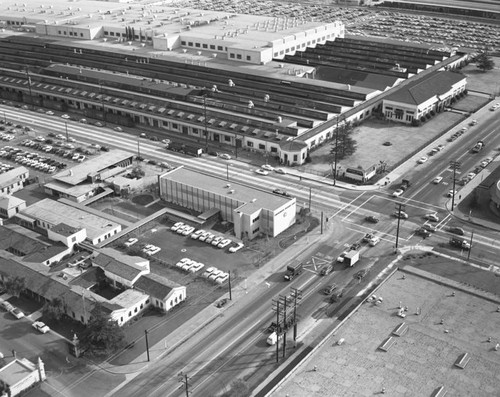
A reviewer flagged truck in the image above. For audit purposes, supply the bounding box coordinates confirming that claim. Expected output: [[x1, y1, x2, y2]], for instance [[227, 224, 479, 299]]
[[400, 179, 411, 191], [472, 140, 484, 153], [284, 262, 303, 281], [449, 237, 470, 250], [344, 250, 360, 267], [167, 142, 203, 157], [266, 331, 284, 346]]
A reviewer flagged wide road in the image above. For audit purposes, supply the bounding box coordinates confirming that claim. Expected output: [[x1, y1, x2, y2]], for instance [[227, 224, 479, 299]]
[[4, 105, 500, 396]]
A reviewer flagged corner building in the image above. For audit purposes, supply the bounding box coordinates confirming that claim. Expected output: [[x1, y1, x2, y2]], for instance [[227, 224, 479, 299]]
[[159, 167, 296, 240]]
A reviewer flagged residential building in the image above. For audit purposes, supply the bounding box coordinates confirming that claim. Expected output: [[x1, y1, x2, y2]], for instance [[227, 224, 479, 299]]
[[0, 356, 45, 397], [0, 166, 28, 195], [0, 195, 26, 218]]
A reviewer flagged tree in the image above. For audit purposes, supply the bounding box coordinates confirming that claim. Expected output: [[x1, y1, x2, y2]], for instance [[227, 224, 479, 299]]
[[5, 276, 26, 298], [42, 297, 67, 321], [330, 122, 357, 160], [129, 166, 145, 179], [79, 304, 126, 357], [475, 52, 494, 72]]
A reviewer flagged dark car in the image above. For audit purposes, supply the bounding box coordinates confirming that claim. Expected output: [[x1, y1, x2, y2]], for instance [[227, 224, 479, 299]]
[[100, 146, 110, 152], [320, 264, 334, 276], [322, 284, 337, 295], [350, 243, 361, 251], [273, 188, 291, 197], [416, 228, 431, 238], [365, 215, 379, 223], [356, 269, 368, 280], [448, 226, 465, 236], [215, 298, 228, 308]]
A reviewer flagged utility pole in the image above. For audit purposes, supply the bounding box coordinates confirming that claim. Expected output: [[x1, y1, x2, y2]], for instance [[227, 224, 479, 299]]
[[321, 211, 323, 234], [450, 160, 461, 210], [25, 66, 34, 110], [290, 288, 302, 344], [228, 270, 232, 300], [282, 296, 287, 358], [308, 187, 312, 210], [65, 122, 69, 142], [178, 372, 190, 397], [100, 82, 106, 126], [144, 329, 150, 362], [203, 93, 209, 154], [226, 163, 229, 181], [467, 230, 474, 261], [333, 116, 339, 186], [275, 300, 280, 363], [137, 139, 141, 158], [395, 202, 406, 250]]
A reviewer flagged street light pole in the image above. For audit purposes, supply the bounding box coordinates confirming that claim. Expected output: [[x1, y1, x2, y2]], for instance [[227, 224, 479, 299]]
[[333, 116, 340, 186], [145, 329, 150, 362], [395, 202, 405, 251], [226, 163, 229, 181], [100, 83, 106, 126], [25, 67, 34, 110], [65, 121, 69, 141], [137, 139, 141, 158], [450, 160, 461, 210]]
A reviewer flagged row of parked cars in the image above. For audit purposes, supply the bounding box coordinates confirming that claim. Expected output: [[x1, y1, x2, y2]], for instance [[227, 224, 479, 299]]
[[11, 149, 60, 173], [0, 133, 14, 141], [170, 222, 244, 252], [175, 257, 205, 273], [201, 266, 229, 284]]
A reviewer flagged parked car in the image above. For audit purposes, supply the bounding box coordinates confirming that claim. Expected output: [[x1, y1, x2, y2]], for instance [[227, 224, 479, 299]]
[[32, 321, 50, 333], [219, 154, 231, 160], [229, 242, 244, 253], [176, 225, 190, 234], [211, 236, 224, 246], [181, 226, 195, 236], [261, 164, 274, 171], [176, 258, 192, 268], [274, 168, 287, 174], [417, 156, 428, 164], [190, 229, 205, 240], [215, 273, 229, 284], [10, 307, 24, 319], [433, 176, 443, 184], [171, 222, 184, 232], [448, 226, 465, 236], [124, 237, 138, 247], [189, 262, 205, 273], [1, 301, 14, 312], [218, 238, 232, 249], [393, 189, 404, 198], [365, 215, 379, 223], [393, 211, 409, 219], [199, 232, 214, 242], [255, 169, 269, 176]]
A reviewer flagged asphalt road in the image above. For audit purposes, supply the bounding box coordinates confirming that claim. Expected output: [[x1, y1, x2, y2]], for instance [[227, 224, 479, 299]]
[[3, 105, 500, 396]]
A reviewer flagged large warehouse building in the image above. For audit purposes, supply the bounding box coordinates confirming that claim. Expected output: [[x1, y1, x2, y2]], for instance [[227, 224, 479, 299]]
[[159, 167, 296, 240]]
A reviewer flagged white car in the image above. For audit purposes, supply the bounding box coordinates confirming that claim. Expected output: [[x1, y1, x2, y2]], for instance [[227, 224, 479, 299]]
[[211, 236, 224, 246], [261, 164, 274, 171], [202, 267, 217, 278], [393, 189, 404, 197], [114, 126, 123, 132], [45, 111, 54, 116], [219, 154, 231, 160], [32, 321, 50, 333], [176, 225, 190, 234], [61, 114, 70, 119], [469, 119, 477, 126], [424, 213, 439, 222], [182, 226, 195, 236], [142, 244, 155, 253], [199, 232, 213, 242], [10, 307, 24, 319], [467, 172, 476, 180], [369, 236, 381, 247], [209, 270, 224, 281], [433, 176, 443, 184], [274, 168, 287, 174], [171, 222, 184, 232], [417, 156, 428, 164], [176, 258, 192, 268], [161, 139, 171, 145], [190, 229, 206, 240], [255, 169, 269, 176], [189, 262, 205, 273], [229, 242, 244, 253], [447, 190, 457, 198], [215, 273, 230, 284], [1, 301, 14, 312], [218, 238, 232, 249], [35, 136, 45, 142], [393, 211, 409, 219], [146, 247, 161, 256], [480, 160, 489, 168]]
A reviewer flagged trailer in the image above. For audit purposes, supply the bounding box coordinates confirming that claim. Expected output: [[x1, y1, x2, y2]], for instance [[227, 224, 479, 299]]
[[284, 262, 303, 281], [167, 142, 203, 157], [344, 251, 360, 267]]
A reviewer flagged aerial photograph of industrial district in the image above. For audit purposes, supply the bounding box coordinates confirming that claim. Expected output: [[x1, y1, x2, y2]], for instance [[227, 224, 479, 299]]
[[0, 0, 498, 396]]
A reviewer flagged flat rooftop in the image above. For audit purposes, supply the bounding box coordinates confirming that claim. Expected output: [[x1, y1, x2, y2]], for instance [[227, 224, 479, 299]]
[[21, 198, 120, 241], [274, 267, 500, 396], [0, 358, 35, 385], [161, 166, 293, 212], [52, 149, 133, 185]]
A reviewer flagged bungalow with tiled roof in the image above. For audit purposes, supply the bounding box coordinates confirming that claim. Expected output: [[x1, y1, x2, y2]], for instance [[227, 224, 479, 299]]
[[133, 272, 186, 313], [382, 70, 466, 124], [0, 194, 26, 218]]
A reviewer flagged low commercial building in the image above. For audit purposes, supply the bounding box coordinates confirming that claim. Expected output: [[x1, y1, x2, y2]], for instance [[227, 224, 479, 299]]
[[382, 71, 467, 124], [17, 198, 121, 245], [0, 356, 46, 397], [134, 272, 186, 313], [159, 167, 296, 240]]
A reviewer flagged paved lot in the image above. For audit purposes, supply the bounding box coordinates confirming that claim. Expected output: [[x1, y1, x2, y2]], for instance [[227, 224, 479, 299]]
[[273, 266, 500, 397]]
